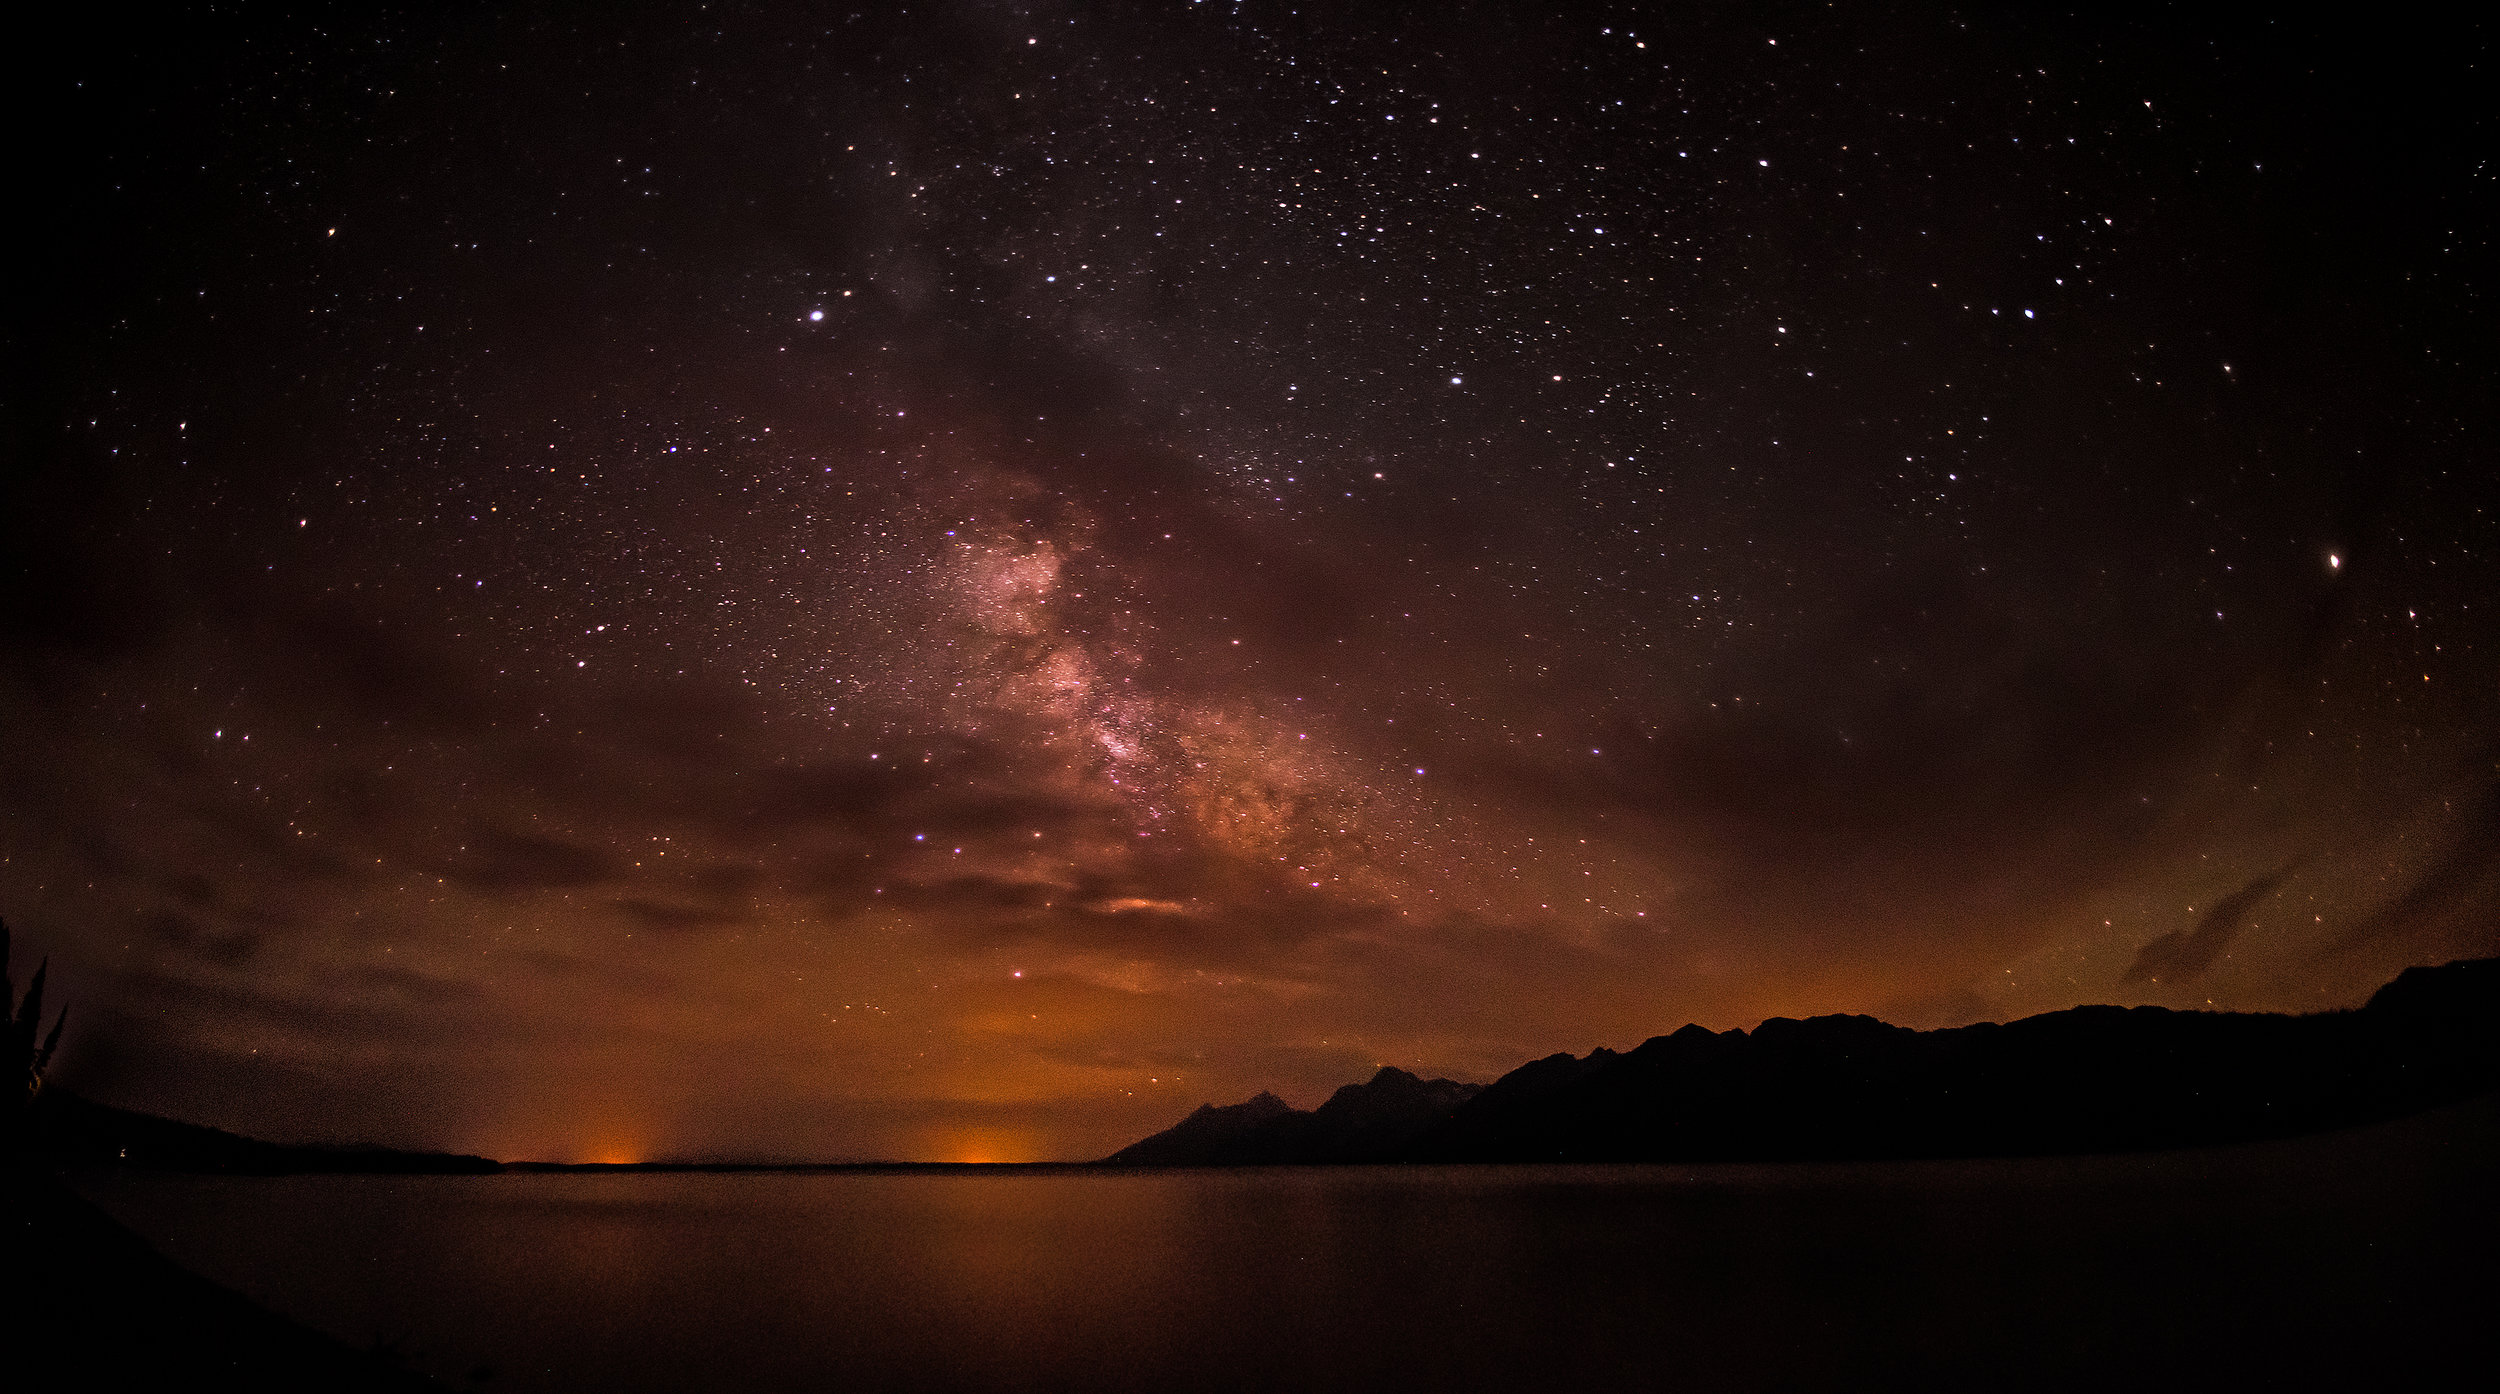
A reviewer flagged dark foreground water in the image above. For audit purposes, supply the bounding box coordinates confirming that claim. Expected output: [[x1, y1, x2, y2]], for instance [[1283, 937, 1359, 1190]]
[[76, 1099, 2500, 1394]]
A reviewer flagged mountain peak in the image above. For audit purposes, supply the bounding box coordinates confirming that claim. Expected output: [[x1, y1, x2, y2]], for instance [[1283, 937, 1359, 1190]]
[[1110, 956, 2500, 1167], [1107, 1069, 1482, 1165]]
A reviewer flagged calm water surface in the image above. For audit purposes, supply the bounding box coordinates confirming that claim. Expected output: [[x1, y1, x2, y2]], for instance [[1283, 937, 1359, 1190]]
[[77, 1101, 2500, 1393]]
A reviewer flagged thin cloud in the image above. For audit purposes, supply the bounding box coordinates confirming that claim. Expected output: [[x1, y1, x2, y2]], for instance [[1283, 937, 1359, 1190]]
[[2126, 865, 2298, 985]]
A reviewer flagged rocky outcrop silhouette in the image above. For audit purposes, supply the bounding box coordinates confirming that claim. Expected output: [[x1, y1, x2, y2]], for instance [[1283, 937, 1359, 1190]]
[[1110, 955, 2500, 1165]]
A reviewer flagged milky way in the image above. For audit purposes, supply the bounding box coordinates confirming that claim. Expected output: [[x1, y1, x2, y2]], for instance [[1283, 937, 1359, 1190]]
[[5, 2, 2495, 1160]]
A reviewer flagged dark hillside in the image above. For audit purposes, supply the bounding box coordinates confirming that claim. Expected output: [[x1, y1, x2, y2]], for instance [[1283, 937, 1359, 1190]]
[[28, 1090, 499, 1174], [1111, 956, 2500, 1165]]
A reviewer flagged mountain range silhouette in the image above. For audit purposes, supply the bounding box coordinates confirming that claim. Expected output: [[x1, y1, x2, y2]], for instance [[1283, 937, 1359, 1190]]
[[1109, 1071, 1485, 1165], [1108, 955, 2500, 1164]]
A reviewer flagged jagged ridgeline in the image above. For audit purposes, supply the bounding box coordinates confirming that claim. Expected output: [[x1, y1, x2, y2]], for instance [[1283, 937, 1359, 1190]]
[[1109, 1071, 1485, 1166], [1107, 956, 2500, 1165]]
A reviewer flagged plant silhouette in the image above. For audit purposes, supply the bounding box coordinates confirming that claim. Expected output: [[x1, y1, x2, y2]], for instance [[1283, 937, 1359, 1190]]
[[4, 916, 71, 1158]]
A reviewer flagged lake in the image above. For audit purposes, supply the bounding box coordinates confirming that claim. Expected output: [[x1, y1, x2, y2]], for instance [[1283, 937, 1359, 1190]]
[[75, 1098, 2500, 1393]]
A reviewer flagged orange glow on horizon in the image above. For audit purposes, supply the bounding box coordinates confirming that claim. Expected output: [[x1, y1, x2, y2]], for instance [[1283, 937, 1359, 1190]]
[[935, 1127, 1043, 1164]]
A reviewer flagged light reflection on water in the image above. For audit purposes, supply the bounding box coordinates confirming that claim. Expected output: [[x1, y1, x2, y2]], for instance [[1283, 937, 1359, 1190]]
[[76, 1102, 2500, 1393]]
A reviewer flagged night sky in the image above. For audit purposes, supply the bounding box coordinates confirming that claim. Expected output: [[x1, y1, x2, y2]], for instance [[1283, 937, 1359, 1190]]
[[6, 1, 2495, 1163]]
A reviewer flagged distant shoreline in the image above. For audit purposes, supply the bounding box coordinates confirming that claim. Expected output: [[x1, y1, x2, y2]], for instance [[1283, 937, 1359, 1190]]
[[34, 955, 2500, 1175], [45, 1085, 2500, 1177], [498, 1159, 1098, 1173]]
